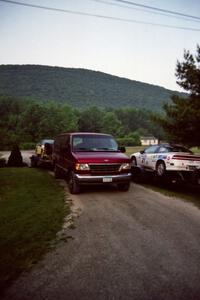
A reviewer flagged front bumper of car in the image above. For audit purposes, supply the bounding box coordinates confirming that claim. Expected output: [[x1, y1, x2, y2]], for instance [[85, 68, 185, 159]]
[[74, 173, 132, 184]]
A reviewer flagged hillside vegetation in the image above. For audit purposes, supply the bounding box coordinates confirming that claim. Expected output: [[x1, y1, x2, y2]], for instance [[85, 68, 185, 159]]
[[0, 65, 182, 111], [0, 96, 165, 149]]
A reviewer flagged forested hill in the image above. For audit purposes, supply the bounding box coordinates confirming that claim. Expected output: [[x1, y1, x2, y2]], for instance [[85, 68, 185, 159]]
[[0, 64, 181, 111]]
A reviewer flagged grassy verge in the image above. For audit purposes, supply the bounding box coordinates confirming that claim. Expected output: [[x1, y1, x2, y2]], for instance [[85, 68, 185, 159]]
[[125, 146, 144, 157], [0, 168, 69, 292], [191, 147, 200, 154], [139, 178, 200, 208]]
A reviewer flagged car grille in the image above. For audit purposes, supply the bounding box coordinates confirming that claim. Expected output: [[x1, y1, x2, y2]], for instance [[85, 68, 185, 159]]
[[89, 164, 121, 172]]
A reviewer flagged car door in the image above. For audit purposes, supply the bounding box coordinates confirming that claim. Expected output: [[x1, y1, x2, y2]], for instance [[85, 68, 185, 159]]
[[142, 145, 159, 170]]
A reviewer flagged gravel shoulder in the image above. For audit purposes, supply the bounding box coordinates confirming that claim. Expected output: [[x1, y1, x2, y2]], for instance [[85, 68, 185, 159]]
[[2, 181, 200, 300]]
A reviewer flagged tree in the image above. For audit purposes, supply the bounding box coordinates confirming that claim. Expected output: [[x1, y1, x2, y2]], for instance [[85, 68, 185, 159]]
[[0, 96, 26, 148], [7, 144, 23, 167], [78, 107, 104, 132], [102, 112, 123, 136], [154, 45, 200, 147]]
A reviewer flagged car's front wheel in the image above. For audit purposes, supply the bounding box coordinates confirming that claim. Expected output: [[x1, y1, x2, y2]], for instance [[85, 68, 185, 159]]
[[68, 172, 80, 194], [156, 161, 166, 177], [130, 156, 137, 167]]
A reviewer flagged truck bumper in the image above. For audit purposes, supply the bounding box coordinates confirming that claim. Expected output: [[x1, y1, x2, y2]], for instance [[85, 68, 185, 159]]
[[74, 173, 132, 184]]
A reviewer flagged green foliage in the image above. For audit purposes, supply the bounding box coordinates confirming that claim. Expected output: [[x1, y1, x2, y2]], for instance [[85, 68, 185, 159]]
[[20, 142, 36, 150], [153, 45, 200, 147], [176, 45, 200, 96], [0, 96, 79, 149], [0, 65, 184, 112], [102, 112, 122, 136], [117, 132, 141, 146], [0, 96, 165, 149], [78, 107, 103, 132]]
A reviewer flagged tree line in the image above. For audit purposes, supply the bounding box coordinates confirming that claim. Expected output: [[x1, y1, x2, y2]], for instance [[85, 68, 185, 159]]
[[0, 96, 164, 150], [0, 45, 199, 150]]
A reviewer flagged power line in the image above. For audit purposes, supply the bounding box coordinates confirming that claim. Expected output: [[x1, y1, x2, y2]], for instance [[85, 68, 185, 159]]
[[90, 0, 200, 23], [0, 0, 200, 32], [113, 0, 200, 21]]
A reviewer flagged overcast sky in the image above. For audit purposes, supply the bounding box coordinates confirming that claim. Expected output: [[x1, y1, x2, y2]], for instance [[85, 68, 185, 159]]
[[0, 0, 199, 91]]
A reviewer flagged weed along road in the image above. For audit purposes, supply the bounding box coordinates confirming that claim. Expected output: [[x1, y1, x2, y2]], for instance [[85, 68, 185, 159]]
[[2, 183, 200, 300]]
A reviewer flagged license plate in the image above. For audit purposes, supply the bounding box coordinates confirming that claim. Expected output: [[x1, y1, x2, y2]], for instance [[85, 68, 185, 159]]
[[103, 177, 112, 183]]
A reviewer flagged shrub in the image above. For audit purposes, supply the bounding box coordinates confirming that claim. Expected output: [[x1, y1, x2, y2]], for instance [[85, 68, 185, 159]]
[[117, 137, 141, 146], [20, 142, 35, 150], [0, 158, 6, 168], [7, 145, 24, 167]]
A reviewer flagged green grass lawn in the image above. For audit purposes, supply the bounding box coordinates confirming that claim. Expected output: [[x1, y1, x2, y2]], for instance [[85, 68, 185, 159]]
[[0, 168, 69, 293], [125, 146, 145, 157], [191, 147, 200, 154]]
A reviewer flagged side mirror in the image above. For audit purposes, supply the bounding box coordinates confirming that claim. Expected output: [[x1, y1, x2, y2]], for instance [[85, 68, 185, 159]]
[[140, 150, 144, 154], [118, 146, 126, 153]]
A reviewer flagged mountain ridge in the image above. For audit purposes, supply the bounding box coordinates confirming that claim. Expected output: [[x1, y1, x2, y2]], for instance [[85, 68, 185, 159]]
[[0, 64, 183, 111]]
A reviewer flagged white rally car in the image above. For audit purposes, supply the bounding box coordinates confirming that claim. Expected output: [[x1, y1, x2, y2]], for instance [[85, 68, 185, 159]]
[[130, 144, 200, 183]]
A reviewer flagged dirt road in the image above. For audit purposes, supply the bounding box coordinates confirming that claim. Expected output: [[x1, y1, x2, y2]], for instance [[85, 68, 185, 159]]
[[2, 180, 200, 300]]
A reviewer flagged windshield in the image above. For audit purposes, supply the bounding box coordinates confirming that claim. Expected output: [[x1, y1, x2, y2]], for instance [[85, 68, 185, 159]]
[[164, 145, 193, 154], [72, 135, 118, 151]]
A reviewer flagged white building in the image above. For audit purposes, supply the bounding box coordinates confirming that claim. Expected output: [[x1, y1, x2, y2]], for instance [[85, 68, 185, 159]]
[[140, 136, 158, 146]]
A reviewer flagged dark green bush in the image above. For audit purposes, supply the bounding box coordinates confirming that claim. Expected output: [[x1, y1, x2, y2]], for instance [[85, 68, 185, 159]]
[[0, 158, 6, 168], [20, 142, 35, 150], [7, 145, 24, 167], [117, 137, 141, 146]]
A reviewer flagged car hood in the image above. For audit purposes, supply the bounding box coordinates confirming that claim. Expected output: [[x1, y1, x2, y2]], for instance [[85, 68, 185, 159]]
[[72, 151, 130, 164]]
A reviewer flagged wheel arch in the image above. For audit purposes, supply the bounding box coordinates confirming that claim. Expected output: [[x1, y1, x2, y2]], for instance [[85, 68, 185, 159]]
[[130, 155, 137, 166]]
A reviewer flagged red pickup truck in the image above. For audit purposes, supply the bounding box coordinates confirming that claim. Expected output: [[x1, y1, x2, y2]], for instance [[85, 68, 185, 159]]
[[53, 132, 132, 194]]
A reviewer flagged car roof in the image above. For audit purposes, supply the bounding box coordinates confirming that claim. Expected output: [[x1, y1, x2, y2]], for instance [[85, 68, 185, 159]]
[[40, 139, 54, 144], [57, 132, 112, 137], [148, 143, 188, 148]]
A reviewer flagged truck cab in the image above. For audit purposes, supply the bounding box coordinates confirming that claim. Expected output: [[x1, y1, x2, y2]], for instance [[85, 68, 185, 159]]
[[53, 132, 131, 194]]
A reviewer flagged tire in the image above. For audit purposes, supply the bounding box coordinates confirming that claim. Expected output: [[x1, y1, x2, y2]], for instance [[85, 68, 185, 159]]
[[68, 172, 80, 194], [130, 156, 137, 167], [30, 156, 38, 167], [156, 161, 166, 177], [117, 182, 130, 191], [54, 164, 63, 179]]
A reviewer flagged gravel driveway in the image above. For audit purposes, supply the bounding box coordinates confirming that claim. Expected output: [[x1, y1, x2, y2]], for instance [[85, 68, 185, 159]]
[[2, 180, 200, 300]]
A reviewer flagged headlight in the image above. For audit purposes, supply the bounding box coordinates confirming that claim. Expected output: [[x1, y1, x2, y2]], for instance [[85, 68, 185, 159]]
[[75, 163, 90, 171], [119, 163, 131, 171]]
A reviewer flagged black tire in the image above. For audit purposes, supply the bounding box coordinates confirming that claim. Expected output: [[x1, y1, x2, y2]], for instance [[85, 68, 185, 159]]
[[30, 156, 38, 167], [130, 156, 137, 167], [156, 161, 166, 177], [68, 172, 80, 194], [117, 182, 130, 191], [54, 164, 63, 179]]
